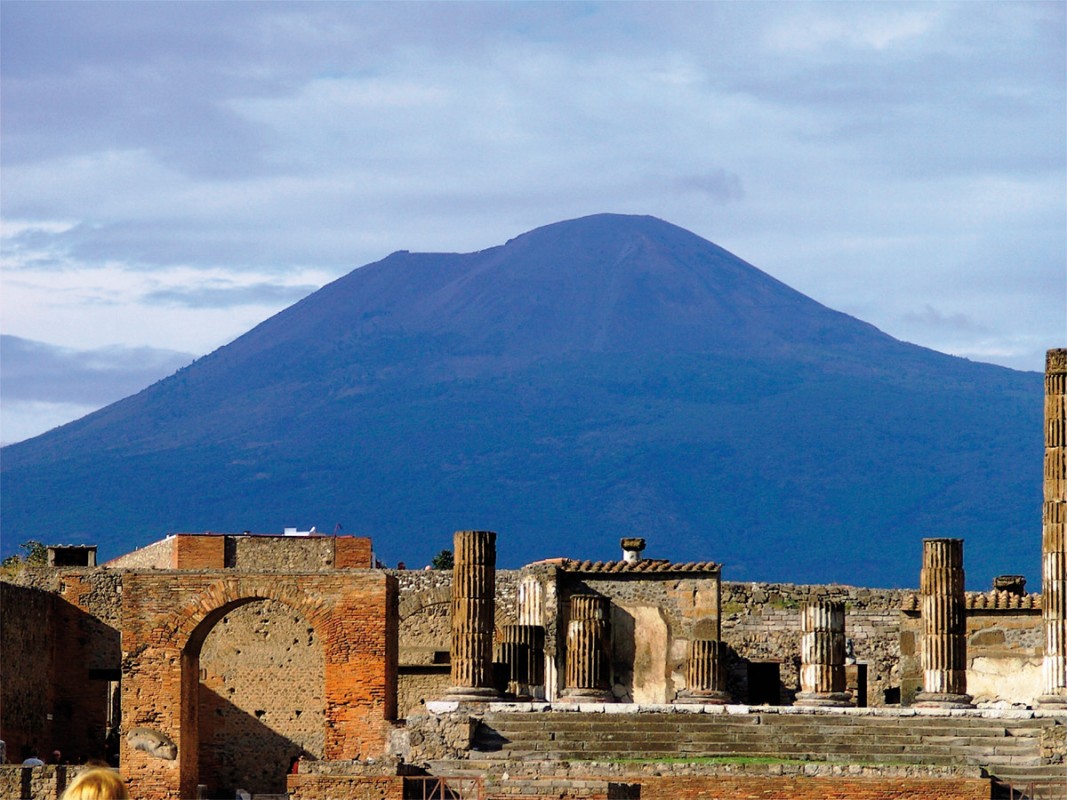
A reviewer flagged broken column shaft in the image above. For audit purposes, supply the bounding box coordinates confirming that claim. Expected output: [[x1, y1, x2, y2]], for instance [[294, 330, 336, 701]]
[[561, 594, 613, 702], [676, 639, 731, 704], [915, 538, 973, 708], [445, 529, 500, 701], [795, 599, 851, 706], [1040, 348, 1067, 709]]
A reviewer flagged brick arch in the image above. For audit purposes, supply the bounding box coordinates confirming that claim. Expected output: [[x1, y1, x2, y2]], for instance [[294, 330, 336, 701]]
[[121, 570, 397, 800], [398, 585, 451, 621], [164, 577, 331, 656]]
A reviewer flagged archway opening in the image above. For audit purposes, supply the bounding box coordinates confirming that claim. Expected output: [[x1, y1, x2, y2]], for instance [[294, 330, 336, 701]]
[[183, 598, 325, 797]]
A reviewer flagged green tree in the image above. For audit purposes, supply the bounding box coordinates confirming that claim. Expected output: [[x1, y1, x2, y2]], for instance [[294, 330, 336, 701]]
[[430, 549, 454, 570], [1, 540, 48, 570]]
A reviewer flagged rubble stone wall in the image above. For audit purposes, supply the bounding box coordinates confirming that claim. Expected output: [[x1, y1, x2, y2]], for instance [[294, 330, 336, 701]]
[[721, 583, 909, 706], [229, 535, 372, 570]]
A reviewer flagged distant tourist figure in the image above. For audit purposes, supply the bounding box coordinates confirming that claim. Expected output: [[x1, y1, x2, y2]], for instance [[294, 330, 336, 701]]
[[50, 749, 63, 764], [22, 746, 45, 766], [60, 767, 130, 800], [288, 755, 300, 774]]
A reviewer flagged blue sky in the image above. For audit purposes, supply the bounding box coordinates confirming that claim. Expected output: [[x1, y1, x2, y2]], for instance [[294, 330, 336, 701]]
[[1, 1, 1065, 444]]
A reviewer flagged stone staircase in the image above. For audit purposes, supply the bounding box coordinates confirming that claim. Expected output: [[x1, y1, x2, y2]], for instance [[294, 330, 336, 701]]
[[460, 708, 1065, 798]]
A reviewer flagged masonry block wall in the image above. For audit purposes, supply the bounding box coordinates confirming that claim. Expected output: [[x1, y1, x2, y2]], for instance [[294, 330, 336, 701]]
[[121, 571, 397, 800]]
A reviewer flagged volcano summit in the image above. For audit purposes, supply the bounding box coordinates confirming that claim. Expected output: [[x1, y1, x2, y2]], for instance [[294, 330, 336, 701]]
[[0, 215, 1042, 586]]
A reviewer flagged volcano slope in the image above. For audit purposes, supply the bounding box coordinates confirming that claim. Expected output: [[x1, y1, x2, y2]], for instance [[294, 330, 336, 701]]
[[0, 214, 1042, 586]]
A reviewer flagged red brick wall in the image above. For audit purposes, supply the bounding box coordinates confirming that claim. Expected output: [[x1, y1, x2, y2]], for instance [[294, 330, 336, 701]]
[[121, 571, 398, 800], [334, 537, 374, 569], [637, 775, 990, 800], [172, 535, 226, 569]]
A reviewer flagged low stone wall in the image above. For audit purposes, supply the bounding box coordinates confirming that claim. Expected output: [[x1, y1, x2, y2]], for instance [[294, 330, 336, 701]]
[[104, 537, 176, 569], [287, 773, 403, 800], [0, 765, 93, 800]]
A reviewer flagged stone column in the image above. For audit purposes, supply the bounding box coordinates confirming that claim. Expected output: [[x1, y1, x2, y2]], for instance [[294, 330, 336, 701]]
[[499, 624, 545, 700], [915, 538, 973, 708], [444, 530, 499, 701], [560, 594, 614, 702], [676, 639, 731, 704], [1040, 348, 1067, 708], [795, 600, 851, 706]]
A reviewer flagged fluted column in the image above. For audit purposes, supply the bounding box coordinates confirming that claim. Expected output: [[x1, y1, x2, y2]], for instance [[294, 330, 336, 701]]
[[795, 600, 851, 707], [1040, 348, 1067, 708], [915, 538, 973, 708], [444, 530, 500, 701], [675, 639, 731, 704], [499, 624, 545, 700], [560, 594, 614, 702]]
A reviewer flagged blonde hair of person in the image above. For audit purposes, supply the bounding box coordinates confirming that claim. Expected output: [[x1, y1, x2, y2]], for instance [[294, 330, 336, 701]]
[[61, 768, 130, 800]]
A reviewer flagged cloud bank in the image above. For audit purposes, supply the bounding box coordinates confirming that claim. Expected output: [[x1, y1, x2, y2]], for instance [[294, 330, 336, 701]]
[[1, 1, 1063, 440]]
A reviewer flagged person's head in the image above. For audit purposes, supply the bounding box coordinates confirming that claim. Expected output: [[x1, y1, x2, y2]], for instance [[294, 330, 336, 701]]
[[61, 768, 130, 800]]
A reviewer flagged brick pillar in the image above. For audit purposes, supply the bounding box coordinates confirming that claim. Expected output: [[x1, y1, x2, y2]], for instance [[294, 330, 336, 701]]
[[560, 594, 614, 702], [914, 538, 973, 708], [444, 530, 500, 701], [795, 600, 851, 707], [675, 639, 731, 704], [499, 624, 546, 700], [1040, 348, 1067, 709]]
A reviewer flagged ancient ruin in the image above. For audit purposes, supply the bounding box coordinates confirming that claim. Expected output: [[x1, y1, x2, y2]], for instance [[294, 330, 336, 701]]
[[1041, 348, 1067, 710], [2, 349, 1066, 799]]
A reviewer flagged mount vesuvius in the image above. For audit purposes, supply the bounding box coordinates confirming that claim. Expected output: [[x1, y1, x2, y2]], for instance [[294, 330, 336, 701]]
[[0, 214, 1043, 587]]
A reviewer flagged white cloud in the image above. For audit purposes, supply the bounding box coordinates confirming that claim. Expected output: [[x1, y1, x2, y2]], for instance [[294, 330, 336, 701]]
[[0, 0, 1063, 429]]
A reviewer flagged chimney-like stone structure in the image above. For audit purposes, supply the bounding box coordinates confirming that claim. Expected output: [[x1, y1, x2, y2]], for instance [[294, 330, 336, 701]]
[[676, 639, 731, 704], [560, 594, 614, 702], [795, 600, 851, 707], [914, 538, 973, 708], [444, 530, 500, 701], [499, 624, 545, 700], [1039, 348, 1067, 709], [621, 537, 646, 563]]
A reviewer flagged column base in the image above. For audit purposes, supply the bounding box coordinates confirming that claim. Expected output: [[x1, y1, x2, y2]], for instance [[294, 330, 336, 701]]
[[1036, 693, 1067, 710], [913, 691, 974, 709], [675, 689, 732, 705], [441, 686, 500, 702], [795, 691, 853, 707], [558, 687, 615, 703]]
